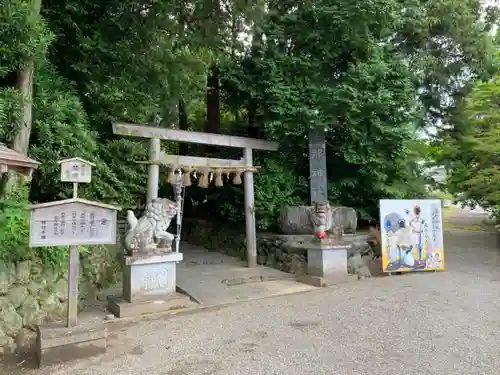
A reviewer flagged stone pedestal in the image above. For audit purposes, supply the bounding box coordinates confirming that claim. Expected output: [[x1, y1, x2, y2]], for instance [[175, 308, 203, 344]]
[[307, 246, 348, 278], [123, 252, 182, 302], [296, 239, 356, 287], [36, 323, 107, 368], [108, 251, 193, 318]]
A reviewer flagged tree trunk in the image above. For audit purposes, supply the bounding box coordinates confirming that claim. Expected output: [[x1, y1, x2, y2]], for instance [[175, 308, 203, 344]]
[[206, 67, 220, 134], [12, 0, 41, 156], [246, 27, 262, 139], [12, 68, 34, 155], [205, 67, 220, 154], [178, 99, 189, 155], [246, 101, 260, 138], [6, 0, 41, 192]]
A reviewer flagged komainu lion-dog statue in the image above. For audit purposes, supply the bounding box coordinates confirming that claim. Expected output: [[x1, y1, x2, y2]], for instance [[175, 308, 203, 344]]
[[124, 198, 178, 254]]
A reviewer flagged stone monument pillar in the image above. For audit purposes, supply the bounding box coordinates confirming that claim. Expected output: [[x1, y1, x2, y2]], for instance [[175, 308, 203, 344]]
[[308, 128, 328, 205], [108, 198, 193, 317]]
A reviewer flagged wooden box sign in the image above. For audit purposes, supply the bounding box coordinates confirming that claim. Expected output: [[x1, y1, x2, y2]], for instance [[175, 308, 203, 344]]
[[29, 198, 120, 247], [58, 158, 95, 184]]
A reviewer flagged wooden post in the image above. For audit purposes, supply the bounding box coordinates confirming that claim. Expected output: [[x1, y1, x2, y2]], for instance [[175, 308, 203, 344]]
[[147, 138, 161, 201], [69, 182, 79, 327], [67, 244, 79, 327], [243, 148, 257, 268]]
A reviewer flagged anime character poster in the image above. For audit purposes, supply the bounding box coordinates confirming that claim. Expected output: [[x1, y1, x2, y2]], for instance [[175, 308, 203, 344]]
[[380, 199, 445, 273]]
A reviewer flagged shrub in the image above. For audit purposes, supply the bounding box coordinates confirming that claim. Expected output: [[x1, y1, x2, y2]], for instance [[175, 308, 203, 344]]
[[0, 181, 67, 269]]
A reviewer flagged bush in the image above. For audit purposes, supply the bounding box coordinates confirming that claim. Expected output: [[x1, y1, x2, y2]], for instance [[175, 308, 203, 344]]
[[0, 87, 21, 144], [0, 196, 31, 263], [218, 157, 308, 231], [0, 182, 67, 269]]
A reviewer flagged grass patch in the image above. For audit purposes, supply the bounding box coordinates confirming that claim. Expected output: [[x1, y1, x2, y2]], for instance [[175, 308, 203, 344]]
[[443, 222, 495, 232], [444, 223, 482, 231], [442, 206, 496, 232], [442, 206, 458, 219]]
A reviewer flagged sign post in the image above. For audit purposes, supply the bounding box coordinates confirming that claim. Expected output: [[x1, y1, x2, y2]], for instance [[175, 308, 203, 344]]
[[29, 157, 119, 328], [58, 158, 94, 327]]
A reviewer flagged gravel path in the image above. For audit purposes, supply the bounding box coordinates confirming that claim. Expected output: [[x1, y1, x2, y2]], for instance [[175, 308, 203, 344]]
[[6, 229, 500, 375], [34, 230, 499, 375]]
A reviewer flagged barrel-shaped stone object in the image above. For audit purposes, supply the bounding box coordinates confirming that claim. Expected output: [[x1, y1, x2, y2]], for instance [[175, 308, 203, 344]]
[[279, 205, 358, 234], [332, 206, 358, 233], [278, 206, 314, 234]]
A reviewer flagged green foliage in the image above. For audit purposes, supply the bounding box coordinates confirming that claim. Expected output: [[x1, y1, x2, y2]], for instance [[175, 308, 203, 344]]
[[218, 157, 308, 230], [0, 0, 53, 76], [0, 0, 497, 251], [28, 62, 147, 206], [220, 0, 429, 221], [231, 158, 308, 230], [0, 184, 31, 263], [29, 62, 100, 201], [254, 159, 308, 227], [0, 202, 31, 263], [0, 88, 21, 143], [0, 182, 67, 268], [99, 139, 148, 205], [441, 73, 500, 219], [395, 0, 499, 127], [43, 0, 213, 127]]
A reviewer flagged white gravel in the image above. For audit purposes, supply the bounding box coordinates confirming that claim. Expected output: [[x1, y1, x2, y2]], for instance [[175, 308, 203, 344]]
[[23, 231, 500, 375]]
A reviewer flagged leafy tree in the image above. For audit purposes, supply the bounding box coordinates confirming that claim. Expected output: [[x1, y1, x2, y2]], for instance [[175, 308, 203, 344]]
[[43, 0, 214, 130], [395, 0, 499, 129], [441, 73, 500, 217], [215, 0, 428, 221], [1, 0, 498, 232]]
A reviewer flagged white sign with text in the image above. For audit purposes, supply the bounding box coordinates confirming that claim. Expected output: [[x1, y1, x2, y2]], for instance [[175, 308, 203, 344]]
[[29, 199, 118, 247]]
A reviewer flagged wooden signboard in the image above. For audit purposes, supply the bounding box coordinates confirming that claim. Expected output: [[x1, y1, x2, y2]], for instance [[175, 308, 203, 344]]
[[58, 157, 95, 184], [29, 197, 120, 328], [29, 198, 119, 247]]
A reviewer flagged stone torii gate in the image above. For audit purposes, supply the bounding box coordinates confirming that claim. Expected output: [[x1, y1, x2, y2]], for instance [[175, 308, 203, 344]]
[[112, 122, 279, 268]]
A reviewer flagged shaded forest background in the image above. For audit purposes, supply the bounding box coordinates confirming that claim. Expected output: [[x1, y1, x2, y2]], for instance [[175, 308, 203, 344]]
[[1, 0, 500, 265]]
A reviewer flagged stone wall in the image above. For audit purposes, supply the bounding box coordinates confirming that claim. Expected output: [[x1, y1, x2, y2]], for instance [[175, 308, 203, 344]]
[[0, 244, 122, 355]]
